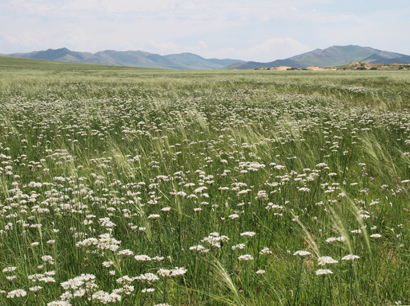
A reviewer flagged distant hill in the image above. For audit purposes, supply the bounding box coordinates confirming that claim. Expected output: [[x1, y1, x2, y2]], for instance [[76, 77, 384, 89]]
[[223, 45, 410, 69], [3, 45, 410, 70], [1, 48, 240, 70]]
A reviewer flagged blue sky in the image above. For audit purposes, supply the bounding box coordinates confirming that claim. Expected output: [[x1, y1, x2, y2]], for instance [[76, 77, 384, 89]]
[[0, 0, 409, 62]]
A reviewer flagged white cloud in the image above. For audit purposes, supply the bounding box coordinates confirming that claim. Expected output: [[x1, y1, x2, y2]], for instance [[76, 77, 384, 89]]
[[145, 41, 183, 54], [0, 0, 409, 59]]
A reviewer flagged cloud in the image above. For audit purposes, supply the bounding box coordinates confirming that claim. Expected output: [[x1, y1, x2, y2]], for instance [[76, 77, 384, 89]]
[[0, 0, 409, 58], [145, 41, 184, 54]]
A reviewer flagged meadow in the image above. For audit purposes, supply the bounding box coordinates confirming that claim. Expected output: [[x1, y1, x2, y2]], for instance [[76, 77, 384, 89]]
[[0, 56, 409, 305]]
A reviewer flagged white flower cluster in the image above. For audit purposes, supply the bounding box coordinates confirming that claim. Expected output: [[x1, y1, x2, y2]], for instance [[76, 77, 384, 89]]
[[157, 267, 187, 277], [76, 233, 121, 253], [201, 232, 229, 248]]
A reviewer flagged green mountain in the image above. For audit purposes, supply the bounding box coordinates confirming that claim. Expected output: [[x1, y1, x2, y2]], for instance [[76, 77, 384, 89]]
[[1, 48, 240, 70], [223, 45, 410, 69]]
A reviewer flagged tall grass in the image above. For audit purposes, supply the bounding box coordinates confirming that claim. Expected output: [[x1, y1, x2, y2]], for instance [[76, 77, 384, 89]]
[[0, 57, 409, 305]]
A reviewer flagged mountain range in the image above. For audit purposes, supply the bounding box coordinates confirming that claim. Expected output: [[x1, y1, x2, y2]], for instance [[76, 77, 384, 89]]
[[1, 48, 239, 70], [1, 45, 409, 70], [225, 45, 410, 69]]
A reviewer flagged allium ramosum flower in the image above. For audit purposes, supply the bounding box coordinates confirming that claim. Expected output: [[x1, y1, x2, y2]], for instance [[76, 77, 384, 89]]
[[7, 289, 27, 298], [238, 254, 254, 261], [318, 256, 338, 266], [293, 250, 311, 256], [316, 269, 333, 275], [342, 255, 360, 261]]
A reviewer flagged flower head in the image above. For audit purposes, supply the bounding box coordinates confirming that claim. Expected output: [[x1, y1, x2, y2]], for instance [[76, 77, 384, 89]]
[[316, 269, 333, 276]]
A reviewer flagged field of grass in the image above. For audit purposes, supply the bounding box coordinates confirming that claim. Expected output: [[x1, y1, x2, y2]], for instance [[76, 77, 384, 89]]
[[0, 56, 409, 305]]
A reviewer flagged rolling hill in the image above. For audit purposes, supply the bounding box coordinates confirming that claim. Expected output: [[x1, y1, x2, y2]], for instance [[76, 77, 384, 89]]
[[2, 45, 409, 70], [1, 48, 240, 70], [223, 45, 410, 69]]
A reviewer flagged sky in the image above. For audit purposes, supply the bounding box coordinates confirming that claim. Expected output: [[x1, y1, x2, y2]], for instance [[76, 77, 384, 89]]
[[0, 0, 409, 62]]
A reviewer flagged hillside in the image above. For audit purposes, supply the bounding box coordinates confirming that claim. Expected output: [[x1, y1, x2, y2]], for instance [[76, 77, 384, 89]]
[[3, 45, 410, 70], [1, 48, 240, 70], [224, 45, 410, 69]]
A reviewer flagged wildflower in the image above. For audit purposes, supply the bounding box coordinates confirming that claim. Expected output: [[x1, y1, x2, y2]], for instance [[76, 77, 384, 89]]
[[316, 269, 333, 275], [2, 267, 17, 272], [134, 255, 152, 261], [238, 254, 254, 261], [29, 286, 43, 292], [171, 267, 187, 276], [342, 255, 360, 261], [102, 261, 114, 268], [298, 187, 310, 192], [135, 273, 159, 283], [39, 276, 56, 283], [60, 273, 97, 290], [118, 249, 134, 256], [240, 231, 256, 237], [232, 243, 245, 250], [256, 270, 266, 274], [7, 289, 27, 298], [157, 269, 172, 277], [142, 288, 155, 293], [201, 233, 229, 248], [47, 302, 72, 306], [148, 214, 160, 219], [116, 275, 134, 284], [41, 255, 54, 264], [326, 236, 345, 243], [370, 234, 382, 238], [293, 250, 310, 256], [189, 245, 206, 251], [229, 214, 240, 219], [318, 256, 338, 266], [259, 248, 272, 255], [92, 291, 121, 303]]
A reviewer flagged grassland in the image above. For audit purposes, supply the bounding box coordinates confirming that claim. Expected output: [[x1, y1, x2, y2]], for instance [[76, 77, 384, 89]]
[[0, 56, 409, 305]]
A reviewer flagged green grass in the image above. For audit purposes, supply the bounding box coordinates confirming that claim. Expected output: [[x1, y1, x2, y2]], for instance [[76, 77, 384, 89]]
[[0, 56, 409, 305]]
